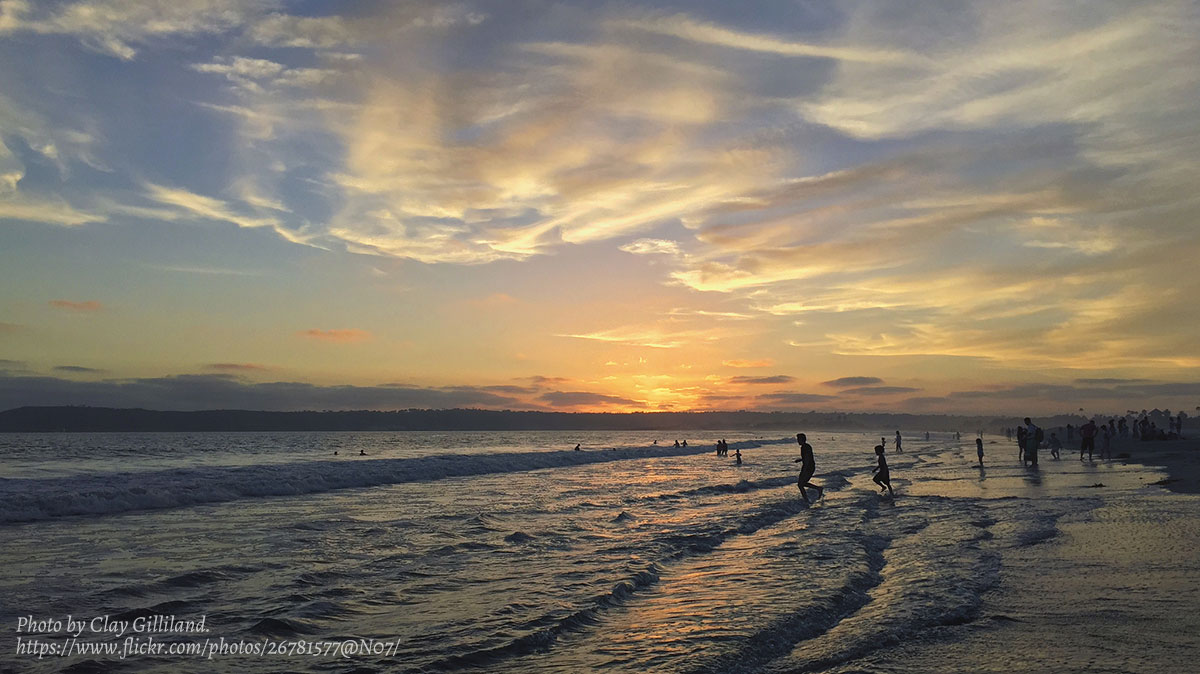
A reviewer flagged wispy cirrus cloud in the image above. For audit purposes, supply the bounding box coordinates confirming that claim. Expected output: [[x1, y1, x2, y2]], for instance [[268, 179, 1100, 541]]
[[205, 362, 272, 373], [729, 375, 795, 385], [722, 359, 774, 368], [53, 365, 104, 373], [297, 329, 371, 343], [755, 392, 838, 407], [822, 376, 883, 388], [49, 299, 102, 312], [538, 390, 644, 408], [841, 386, 921, 396]]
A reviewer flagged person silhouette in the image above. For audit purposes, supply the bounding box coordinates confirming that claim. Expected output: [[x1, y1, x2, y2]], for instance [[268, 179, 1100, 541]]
[[895, 431, 903, 453], [976, 437, 984, 465], [1048, 433, 1062, 460], [793, 433, 824, 503], [734, 449, 742, 465], [574, 444, 581, 451], [1079, 419, 1097, 461], [872, 445, 893, 497]]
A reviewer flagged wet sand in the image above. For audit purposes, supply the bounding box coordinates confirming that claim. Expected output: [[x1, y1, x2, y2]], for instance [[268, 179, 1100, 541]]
[[822, 437, 1200, 674]]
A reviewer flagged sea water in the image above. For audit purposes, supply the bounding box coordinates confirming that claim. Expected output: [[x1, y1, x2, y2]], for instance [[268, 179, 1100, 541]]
[[0, 430, 1175, 672]]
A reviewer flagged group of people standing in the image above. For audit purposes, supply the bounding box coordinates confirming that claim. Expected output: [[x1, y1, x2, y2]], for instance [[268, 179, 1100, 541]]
[[715, 439, 742, 464]]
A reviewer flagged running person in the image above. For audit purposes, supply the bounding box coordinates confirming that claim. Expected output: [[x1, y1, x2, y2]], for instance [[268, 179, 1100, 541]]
[[872, 445, 893, 496], [793, 433, 824, 503]]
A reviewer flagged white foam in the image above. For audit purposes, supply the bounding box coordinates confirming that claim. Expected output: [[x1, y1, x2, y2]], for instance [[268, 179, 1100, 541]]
[[0, 438, 786, 523]]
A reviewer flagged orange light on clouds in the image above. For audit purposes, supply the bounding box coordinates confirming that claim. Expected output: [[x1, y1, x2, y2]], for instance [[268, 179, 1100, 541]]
[[297, 329, 372, 343], [723, 359, 775, 368], [49, 300, 102, 312]]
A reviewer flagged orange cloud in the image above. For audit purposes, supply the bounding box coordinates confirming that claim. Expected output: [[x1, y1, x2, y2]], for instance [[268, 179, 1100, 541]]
[[206, 362, 272, 372], [49, 300, 102, 312], [297, 329, 371, 343], [723, 359, 774, 368]]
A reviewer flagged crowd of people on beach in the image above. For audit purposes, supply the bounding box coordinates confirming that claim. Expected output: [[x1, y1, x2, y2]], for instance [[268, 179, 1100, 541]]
[[1004, 411, 1187, 464], [558, 411, 1188, 504]]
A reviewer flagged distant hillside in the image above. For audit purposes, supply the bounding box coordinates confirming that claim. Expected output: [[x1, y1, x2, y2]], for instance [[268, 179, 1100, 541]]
[[0, 406, 1080, 433]]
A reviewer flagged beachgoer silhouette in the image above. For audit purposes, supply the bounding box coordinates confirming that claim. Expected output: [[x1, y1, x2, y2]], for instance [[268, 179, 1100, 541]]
[[975, 437, 984, 465], [574, 444, 581, 451], [925, 431, 930, 441], [1016, 426, 1026, 462], [735, 449, 742, 465], [895, 431, 903, 453], [359, 450, 366, 456], [674, 440, 680, 448], [682, 440, 687, 447], [872, 445, 893, 496], [1024, 417, 1040, 466], [1048, 432, 1062, 460], [1079, 419, 1097, 460], [334, 450, 338, 455], [793, 433, 824, 503]]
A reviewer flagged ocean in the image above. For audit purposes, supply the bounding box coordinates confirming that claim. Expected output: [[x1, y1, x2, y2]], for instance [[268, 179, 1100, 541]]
[[0, 430, 1185, 673]]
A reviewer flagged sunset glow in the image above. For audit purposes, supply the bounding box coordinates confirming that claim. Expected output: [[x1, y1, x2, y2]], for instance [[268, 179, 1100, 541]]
[[2, 1, 1198, 414]]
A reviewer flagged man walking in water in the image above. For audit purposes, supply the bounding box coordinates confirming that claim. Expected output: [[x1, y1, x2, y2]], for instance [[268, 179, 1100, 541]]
[[895, 430, 903, 453], [794, 433, 824, 504], [1024, 417, 1040, 466], [1079, 418, 1097, 461]]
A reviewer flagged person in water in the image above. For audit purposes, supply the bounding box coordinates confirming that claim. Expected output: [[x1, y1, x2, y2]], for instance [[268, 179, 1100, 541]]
[[872, 445, 893, 496], [359, 449, 366, 456], [574, 444, 581, 451], [734, 448, 742, 465], [894, 431, 903, 453], [975, 437, 984, 465], [793, 433, 824, 503], [1048, 432, 1062, 460]]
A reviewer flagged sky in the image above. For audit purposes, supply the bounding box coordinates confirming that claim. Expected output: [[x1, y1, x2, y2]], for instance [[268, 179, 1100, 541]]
[[1, 0, 1199, 416]]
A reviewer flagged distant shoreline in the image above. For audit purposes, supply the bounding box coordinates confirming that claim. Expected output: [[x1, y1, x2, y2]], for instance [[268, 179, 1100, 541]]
[[0, 405, 1105, 433]]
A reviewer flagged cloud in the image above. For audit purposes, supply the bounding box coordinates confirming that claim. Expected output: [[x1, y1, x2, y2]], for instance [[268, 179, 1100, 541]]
[[0, 0, 267, 59], [0, 195, 106, 226], [840, 386, 922, 396], [144, 183, 296, 237], [205, 363, 271, 372], [52, 365, 104, 373], [49, 300, 102, 312], [537, 390, 643, 408], [755, 392, 838, 406], [0, 373, 527, 412], [524, 375, 572, 387], [822, 376, 884, 388], [559, 326, 701, 350], [611, 14, 920, 64], [620, 239, 680, 256], [297, 329, 372, 343], [722, 359, 774, 368], [729, 375, 795, 385], [465, 293, 518, 309]]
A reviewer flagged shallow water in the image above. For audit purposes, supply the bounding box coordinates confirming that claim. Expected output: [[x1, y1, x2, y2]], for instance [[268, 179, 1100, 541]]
[[0, 430, 1180, 672]]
